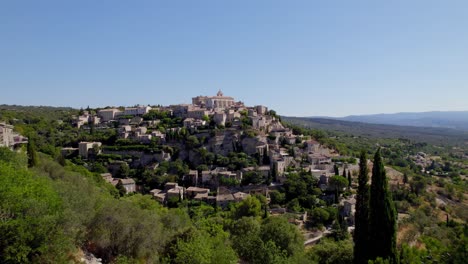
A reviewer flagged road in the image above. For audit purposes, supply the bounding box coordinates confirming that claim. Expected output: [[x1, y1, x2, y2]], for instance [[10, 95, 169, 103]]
[[304, 229, 332, 245]]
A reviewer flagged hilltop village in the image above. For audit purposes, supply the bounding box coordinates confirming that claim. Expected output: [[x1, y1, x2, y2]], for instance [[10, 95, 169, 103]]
[[1, 92, 466, 264], [56, 91, 355, 226]]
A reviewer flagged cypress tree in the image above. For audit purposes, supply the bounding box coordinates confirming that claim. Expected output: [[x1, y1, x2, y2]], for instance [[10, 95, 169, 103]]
[[354, 150, 370, 264], [334, 164, 339, 175], [342, 167, 347, 177], [369, 148, 398, 263], [347, 171, 352, 188], [27, 138, 38, 168]]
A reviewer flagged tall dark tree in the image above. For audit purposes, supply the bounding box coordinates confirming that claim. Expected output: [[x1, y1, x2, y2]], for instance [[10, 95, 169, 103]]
[[334, 164, 339, 175], [342, 167, 347, 178], [89, 122, 95, 135], [369, 148, 398, 263], [347, 171, 352, 188], [115, 180, 127, 197], [354, 150, 370, 264], [27, 138, 38, 168]]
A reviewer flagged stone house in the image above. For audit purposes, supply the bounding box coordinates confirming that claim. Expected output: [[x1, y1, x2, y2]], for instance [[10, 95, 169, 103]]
[[226, 109, 241, 122], [167, 186, 184, 200], [187, 108, 211, 119], [216, 193, 235, 208], [151, 130, 166, 141], [186, 186, 210, 199], [341, 196, 356, 225], [101, 173, 113, 183], [119, 119, 131, 126], [251, 116, 268, 130], [308, 153, 332, 165], [124, 105, 152, 116], [184, 170, 199, 186], [150, 189, 166, 203], [119, 178, 136, 193], [305, 140, 320, 153], [137, 134, 152, 144], [130, 116, 143, 125], [78, 141, 102, 158], [151, 183, 185, 203], [284, 135, 297, 145], [98, 108, 122, 122], [255, 105, 268, 115], [135, 127, 147, 136], [233, 191, 249, 202], [61, 147, 78, 157], [213, 111, 227, 126]]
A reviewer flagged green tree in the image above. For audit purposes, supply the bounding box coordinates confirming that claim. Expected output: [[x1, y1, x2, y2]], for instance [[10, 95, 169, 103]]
[[115, 179, 127, 196], [398, 244, 422, 264], [334, 164, 339, 176], [56, 153, 66, 166], [331, 215, 349, 241], [269, 190, 285, 205], [369, 149, 397, 263], [230, 217, 264, 263], [260, 217, 304, 257], [174, 229, 237, 264], [347, 170, 352, 187], [329, 175, 348, 193], [27, 138, 38, 167], [186, 135, 200, 149], [88, 199, 173, 262], [309, 207, 330, 227], [403, 173, 408, 185], [409, 174, 426, 196], [354, 150, 370, 264], [89, 122, 95, 135], [233, 196, 262, 219], [117, 163, 130, 178], [308, 238, 354, 264], [0, 160, 67, 263], [241, 171, 263, 185]]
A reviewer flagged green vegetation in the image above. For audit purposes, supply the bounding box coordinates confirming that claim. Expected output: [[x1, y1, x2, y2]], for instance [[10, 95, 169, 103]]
[[283, 117, 468, 147], [0, 147, 312, 263], [1, 105, 467, 263], [26, 138, 38, 167]]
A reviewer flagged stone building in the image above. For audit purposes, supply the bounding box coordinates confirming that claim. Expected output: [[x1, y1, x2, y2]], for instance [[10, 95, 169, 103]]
[[98, 108, 122, 122], [78, 141, 102, 158], [192, 90, 235, 109]]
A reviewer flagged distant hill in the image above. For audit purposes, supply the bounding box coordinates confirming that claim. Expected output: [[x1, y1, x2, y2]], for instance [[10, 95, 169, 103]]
[[334, 111, 468, 131], [282, 116, 468, 146]]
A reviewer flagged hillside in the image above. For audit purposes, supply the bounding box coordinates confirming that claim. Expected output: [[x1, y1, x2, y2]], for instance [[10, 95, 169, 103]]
[[1, 103, 467, 264], [283, 116, 468, 147], [336, 111, 468, 131]]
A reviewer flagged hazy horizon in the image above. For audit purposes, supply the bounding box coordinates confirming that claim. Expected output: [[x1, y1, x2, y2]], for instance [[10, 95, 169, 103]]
[[2, 1, 468, 116]]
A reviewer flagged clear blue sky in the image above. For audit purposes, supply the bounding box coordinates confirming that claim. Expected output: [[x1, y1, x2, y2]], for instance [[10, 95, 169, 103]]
[[1, 0, 467, 117]]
